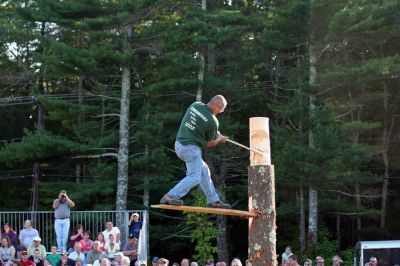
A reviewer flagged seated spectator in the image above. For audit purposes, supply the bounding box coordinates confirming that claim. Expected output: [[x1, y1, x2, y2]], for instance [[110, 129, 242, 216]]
[[230, 259, 242, 266], [181, 259, 189, 266], [112, 252, 124, 266], [57, 252, 75, 266], [151, 257, 158, 266], [68, 243, 85, 265], [287, 255, 300, 266], [205, 260, 214, 266], [46, 246, 61, 266], [86, 241, 106, 265], [75, 258, 83, 266], [27, 237, 46, 261], [171, 264, 178, 266], [137, 260, 146, 266], [190, 263, 198, 266], [1, 224, 17, 248], [103, 222, 120, 246], [16, 240, 27, 259], [369, 257, 377, 266], [122, 235, 137, 266], [157, 259, 168, 266], [100, 258, 110, 266], [0, 237, 15, 266], [121, 257, 130, 266], [128, 214, 142, 241], [29, 249, 44, 266], [332, 255, 342, 266], [303, 259, 312, 266], [20, 251, 35, 266], [315, 256, 324, 266], [104, 235, 119, 261], [95, 233, 106, 252], [19, 221, 39, 249], [216, 263, 226, 266], [69, 226, 84, 254], [79, 232, 93, 255]]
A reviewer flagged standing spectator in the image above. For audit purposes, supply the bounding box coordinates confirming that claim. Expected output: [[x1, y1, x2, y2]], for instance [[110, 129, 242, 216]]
[[53, 190, 75, 253], [281, 246, 293, 266], [0, 237, 15, 266], [20, 251, 35, 266], [103, 222, 120, 246], [104, 235, 119, 261], [29, 249, 44, 266], [1, 224, 17, 248], [85, 241, 106, 265], [79, 231, 93, 255], [287, 255, 300, 266], [57, 252, 75, 266], [122, 235, 137, 266], [46, 246, 62, 266], [27, 237, 46, 261], [181, 259, 189, 266], [18, 220, 39, 248], [69, 225, 84, 254], [96, 233, 106, 252], [127, 214, 142, 240]]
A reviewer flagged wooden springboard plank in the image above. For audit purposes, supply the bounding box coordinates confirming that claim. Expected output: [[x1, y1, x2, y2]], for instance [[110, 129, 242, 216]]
[[151, 204, 258, 218]]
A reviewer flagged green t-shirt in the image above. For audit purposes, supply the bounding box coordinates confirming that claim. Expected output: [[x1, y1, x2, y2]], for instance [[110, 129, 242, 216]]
[[46, 254, 61, 266], [176, 102, 219, 147]]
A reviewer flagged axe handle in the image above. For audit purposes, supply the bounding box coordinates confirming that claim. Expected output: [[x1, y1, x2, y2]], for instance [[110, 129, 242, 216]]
[[225, 138, 266, 156]]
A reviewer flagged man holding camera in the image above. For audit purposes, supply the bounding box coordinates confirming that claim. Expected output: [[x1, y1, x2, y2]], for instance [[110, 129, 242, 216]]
[[53, 190, 75, 252]]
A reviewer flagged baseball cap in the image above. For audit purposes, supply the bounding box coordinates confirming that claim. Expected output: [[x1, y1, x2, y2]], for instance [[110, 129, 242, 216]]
[[152, 257, 159, 263], [128, 234, 137, 239], [138, 260, 147, 266], [132, 212, 140, 217], [21, 251, 28, 255], [33, 236, 41, 242]]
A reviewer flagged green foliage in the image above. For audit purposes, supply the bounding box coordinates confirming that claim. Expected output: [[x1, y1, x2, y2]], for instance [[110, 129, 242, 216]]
[[185, 191, 218, 265]]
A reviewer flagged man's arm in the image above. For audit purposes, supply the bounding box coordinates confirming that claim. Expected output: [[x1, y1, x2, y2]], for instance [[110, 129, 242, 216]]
[[206, 136, 228, 147], [65, 195, 75, 208]]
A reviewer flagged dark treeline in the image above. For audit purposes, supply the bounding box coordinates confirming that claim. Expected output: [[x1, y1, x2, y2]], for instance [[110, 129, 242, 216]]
[[1, 0, 399, 264]]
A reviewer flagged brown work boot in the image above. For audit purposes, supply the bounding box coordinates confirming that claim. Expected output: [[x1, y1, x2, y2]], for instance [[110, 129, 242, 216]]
[[160, 194, 184, 206], [207, 201, 231, 209]]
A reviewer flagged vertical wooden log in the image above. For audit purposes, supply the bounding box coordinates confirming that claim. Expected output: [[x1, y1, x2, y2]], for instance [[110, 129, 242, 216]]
[[248, 117, 277, 266]]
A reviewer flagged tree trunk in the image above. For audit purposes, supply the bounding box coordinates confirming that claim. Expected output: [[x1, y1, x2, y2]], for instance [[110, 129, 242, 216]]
[[307, 42, 318, 246], [116, 24, 132, 245], [299, 186, 306, 254], [380, 84, 389, 229]]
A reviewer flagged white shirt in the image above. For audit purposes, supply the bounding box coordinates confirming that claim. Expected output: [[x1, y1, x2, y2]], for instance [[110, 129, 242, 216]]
[[69, 251, 86, 265], [104, 243, 120, 259], [102, 227, 121, 246]]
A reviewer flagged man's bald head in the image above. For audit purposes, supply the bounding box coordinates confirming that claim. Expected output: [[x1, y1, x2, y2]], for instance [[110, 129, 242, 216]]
[[207, 95, 227, 115]]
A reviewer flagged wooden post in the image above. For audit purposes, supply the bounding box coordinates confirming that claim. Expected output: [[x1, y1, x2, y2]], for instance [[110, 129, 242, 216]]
[[248, 117, 277, 266]]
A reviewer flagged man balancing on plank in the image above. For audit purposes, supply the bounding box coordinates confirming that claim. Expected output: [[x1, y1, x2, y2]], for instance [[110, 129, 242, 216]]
[[160, 95, 231, 209]]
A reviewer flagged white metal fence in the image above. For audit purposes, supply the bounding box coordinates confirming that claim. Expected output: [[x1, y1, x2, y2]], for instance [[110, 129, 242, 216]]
[[0, 210, 148, 260]]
